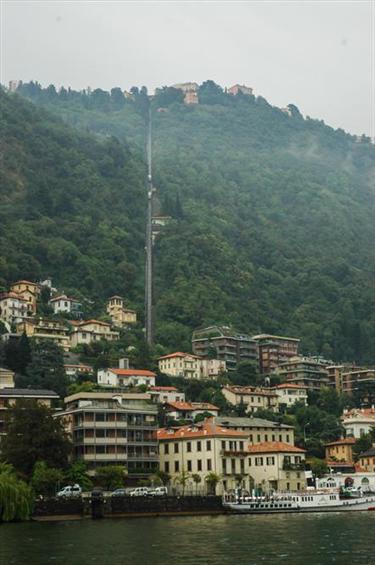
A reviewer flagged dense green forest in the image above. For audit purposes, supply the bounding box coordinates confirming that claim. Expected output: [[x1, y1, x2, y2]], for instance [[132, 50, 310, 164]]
[[2, 82, 375, 362]]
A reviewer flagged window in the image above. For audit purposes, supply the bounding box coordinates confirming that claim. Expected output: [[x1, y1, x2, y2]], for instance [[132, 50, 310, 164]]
[[255, 457, 263, 466], [264, 435, 268, 442], [272, 434, 275, 441], [248, 458, 252, 467], [197, 460, 202, 471], [249, 434, 253, 442], [266, 456, 275, 465], [286, 482, 290, 490], [239, 441, 244, 450], [187, 460, 192, 472], [174, 461, 179, 472], [221, 440, 226, 450], [197, 441, 201, 452], [222, 459, 227, 473], [279, 435, 282, 441], [207, 459, 212, 471], [257, 435, 261, 442], [187, 442, 191, 452], [164, 444, 169, 454], [165, 462, 169, 473], [286, 435, 290, 443], [206, 440, 211, 451], [174, 443, 179, 454]]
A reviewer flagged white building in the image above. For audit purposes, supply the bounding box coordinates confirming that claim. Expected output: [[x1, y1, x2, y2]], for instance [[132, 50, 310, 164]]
[[64, 364, 93, 380], [97, 368, 156, 388], [158, 352, 226, 380], [0, 292, 28, 327], [149, 386, 185, 404], [50, 294, 82, 315], [342, 408, 375, 438], [272, 383, 308, 407], [317, 472, 375, 493]]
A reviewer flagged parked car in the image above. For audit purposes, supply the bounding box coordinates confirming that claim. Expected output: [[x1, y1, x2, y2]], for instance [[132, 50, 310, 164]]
[[57, 484, 82, 498], [129, 487, 150, 497], [150, 486, 168, 496], [111, 488, 127, 497]]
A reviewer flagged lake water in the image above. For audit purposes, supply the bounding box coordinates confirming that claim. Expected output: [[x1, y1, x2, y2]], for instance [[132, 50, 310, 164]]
[[1, 513, 374, 565]]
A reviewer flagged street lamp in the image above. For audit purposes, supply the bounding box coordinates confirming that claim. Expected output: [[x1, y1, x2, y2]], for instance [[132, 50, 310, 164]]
[[303, 422, 310, 444]]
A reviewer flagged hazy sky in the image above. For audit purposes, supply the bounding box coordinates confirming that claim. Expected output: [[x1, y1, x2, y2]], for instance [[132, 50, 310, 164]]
[[1, 1, 374, 136]]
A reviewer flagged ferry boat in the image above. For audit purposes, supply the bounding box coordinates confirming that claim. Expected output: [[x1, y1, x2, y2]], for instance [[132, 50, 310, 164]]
[[222, 489, 375, 514]]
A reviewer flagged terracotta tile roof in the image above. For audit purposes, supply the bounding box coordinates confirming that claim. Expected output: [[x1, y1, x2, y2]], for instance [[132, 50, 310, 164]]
[[157, 420, 249, 440], [150, 386, 178, 392], [248, 441, 306, 454], [166, 401, 218, 412], [11, 280, 39, 287], [50, 295, 80, 303], [223, 385, 278, 397], [0, 292, 28, 301], [326, 460, 355, 467], [110, 369, 156, 377], [79, 319, 111, 327], [325, 438, 356, 446], [64, 364, 93, 370], [158, 352, 200, 360]]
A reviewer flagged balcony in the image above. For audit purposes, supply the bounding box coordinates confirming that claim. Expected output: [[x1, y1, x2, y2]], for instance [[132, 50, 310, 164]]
[[282, 461, 305, 471], [83, 453, 128, 461]]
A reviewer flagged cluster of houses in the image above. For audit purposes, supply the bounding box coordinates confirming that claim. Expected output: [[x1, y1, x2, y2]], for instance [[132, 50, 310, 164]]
[[0, 279, 137, 351]]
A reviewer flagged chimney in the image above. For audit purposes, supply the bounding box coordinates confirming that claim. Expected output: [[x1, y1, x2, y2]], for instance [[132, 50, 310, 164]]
[[119, 357, 129, 369]]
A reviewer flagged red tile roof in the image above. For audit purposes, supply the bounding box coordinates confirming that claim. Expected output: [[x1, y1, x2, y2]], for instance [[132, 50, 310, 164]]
[[223, 385, 278, 397], [248, 441, 306, 454], [325, 437, 356, 447], [79, 319, 111, 327], [50, 295, 79, 303], [157, 420, 249, 440], [166, 401, 218, 412], [275, 383, 307, 390], [110, 369, 156, 377], [0, 292, 28, 301], [11, 280, 39, 287]]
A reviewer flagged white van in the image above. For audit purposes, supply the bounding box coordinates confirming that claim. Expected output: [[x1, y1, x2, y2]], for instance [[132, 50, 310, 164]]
[[129, 487, 150, 497], [57, 484, 82, 498], [150, 486, 168, 496]]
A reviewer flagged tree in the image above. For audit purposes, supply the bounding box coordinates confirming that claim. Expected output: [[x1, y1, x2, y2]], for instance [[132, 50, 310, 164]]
[[64, 459, 93, 491], [153, 86, 184, 108], [353, 430, 375, 461], [173, 469, 191, 495], [307, 457, 328, 478], [1, 400, 72, 478], [0, 471, 33, 522], [95, 466, 125, 490], [154, 470, 171, 486], [205, 472, 221, 495], [191, 473, 202, 494], [31, 461, 64, 497], [110, 87, 125, 110], [4, 333, 31, 374]]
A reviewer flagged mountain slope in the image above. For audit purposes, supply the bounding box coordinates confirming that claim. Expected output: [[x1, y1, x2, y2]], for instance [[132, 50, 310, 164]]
[[4, 84, 375, 362]]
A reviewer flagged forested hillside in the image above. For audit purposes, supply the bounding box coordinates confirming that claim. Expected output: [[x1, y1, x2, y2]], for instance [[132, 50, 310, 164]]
[[3, 83, 375, 362]]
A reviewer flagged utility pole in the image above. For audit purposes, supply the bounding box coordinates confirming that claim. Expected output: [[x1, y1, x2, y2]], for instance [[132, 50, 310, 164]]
[[145, 104, 153, 346]]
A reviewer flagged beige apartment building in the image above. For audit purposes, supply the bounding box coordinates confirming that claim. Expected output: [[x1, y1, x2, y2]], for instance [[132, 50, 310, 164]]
[[341, 369, 375, 397], [106, 296, 137, 328], [0, 292, 28, 326], [247, 442, 306, 492], [55, 391, 159, 477], [158, 352, 226, 380], [10, 280, 40, 315], [272, 356, 330, 391], [70, 319, 120, 347], [157, 419, 250, 494], [222, 385, 279, 413], [16, 317, 71, 351]]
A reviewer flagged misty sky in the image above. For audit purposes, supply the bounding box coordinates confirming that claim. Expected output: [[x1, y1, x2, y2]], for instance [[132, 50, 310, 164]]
[[1, 1, 374, 136]]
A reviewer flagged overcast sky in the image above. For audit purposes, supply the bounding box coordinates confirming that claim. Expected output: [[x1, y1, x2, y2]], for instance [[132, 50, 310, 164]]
[[1, 1, 374, 136]]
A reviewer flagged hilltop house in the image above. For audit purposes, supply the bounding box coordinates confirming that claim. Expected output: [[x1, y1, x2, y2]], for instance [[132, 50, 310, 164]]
[[49, 294, 82, 316], [97, 368, 156, 388], [106, 296, 137, 328], [222, 385, 279, 413], [0, 292, 28, 327], [70, 320, 120, 347], [9, 280, 40, 315]]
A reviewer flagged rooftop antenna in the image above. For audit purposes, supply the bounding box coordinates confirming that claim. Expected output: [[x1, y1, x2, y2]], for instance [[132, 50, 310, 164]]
[[145, 104, 154, 346]]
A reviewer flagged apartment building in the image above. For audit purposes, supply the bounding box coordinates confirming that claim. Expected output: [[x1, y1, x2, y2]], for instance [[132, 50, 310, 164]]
[[247, 442, 306, 492], [16, 317, 71, 351], [272, 356, 330, 391], [192, 326, 257, 371], [70, 320, 120, 347], [55, 391, 159, 476], [341, 369, 375, 398], [157, 419, 250, 494], [252, 334, 300, 374], [158, 352, 226, 380], [326, 364, 359, 393], [0, 292, 28, 326], [149, 386, 185, 404], [222, 385, 279, 413], [272, 383, 308, 407], [214, 416, 295, 446], [106, 296, 137, 328]]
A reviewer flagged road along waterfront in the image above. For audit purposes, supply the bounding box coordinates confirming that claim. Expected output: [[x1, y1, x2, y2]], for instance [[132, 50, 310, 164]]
[[1, 512, 374, 565]]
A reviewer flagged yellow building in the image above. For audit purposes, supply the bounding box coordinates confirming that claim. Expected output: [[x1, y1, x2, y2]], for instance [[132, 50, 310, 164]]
[[0, 368, 15, 389], [70, 319, 120, 347], [158, 352, 201, 379], [222, 385, 279, 413], [10, 280, 40, 315], [157, 419, 250, 494], [325, 438, 356, 463], [106, 296, 137, 328], [214, 416, 295, 446], [16, 317, 71, 351]]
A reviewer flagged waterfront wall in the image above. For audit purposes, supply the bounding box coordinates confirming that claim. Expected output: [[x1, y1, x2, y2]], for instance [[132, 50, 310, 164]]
[[32, 495, 224, 520]]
